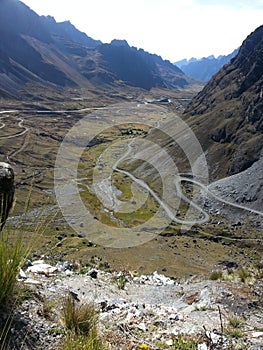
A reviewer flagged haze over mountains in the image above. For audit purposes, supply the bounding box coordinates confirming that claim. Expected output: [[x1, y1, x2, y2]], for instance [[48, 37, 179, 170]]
[[0, 0, 197, 98], [175, 49, 239, 82]]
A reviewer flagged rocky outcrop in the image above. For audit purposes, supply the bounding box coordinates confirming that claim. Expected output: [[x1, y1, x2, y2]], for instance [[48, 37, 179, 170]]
[[5, 258, 262, 349], [0, 162, 14, 229]]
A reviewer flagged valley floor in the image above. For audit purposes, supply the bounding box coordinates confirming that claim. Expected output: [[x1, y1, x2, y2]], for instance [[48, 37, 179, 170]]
[[0, 88, 262, 349]]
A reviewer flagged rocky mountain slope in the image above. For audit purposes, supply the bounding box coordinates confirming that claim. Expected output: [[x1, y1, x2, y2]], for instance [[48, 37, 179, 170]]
[[184, 25, 263, 180], [0, 0, 196, 97], [124, 25, 263, 217], [175, 49, 239, 82], [4, 258, 263, 349]]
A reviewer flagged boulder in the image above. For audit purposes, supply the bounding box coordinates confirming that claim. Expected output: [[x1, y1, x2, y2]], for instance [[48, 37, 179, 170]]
[[0, 162, 15, 230]]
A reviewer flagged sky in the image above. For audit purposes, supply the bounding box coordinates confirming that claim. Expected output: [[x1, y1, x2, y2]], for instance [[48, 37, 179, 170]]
[[20, 0, 263, 62]]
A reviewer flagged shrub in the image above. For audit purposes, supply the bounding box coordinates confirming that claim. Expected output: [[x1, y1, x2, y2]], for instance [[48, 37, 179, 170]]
[[61, 294, 106, 350], [228, 317, 243, 329], [62, 294, 98, 335], [114, 274, 127, 290], [238, 268, 250, 283], [209, 270, 223, 280], [226, 316, 244, 340], [226, 328, 243, 339], [62, 328, 105, 350], [171, 336, 198, 349], [41, 298, 56, 319]]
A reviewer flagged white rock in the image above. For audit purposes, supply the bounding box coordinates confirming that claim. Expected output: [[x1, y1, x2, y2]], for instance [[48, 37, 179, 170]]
[[32, 260, 45, 265], [27, 263, 58, 276], [198, 344, 208, 350], [134, 309, 141, 318], [252, 331, 263, 338], [205, 330, 225, 345], [177, 313, 184, 321], [18, 269, 27, 279], [165, 339, 173, 346], [125, 312, 135, 323], [137, 322, 147, 332], [166, 279, 175, 285], [23, 278, 42, 285]]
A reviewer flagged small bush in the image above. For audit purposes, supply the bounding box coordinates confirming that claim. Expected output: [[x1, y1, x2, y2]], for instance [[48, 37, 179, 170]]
[[48, 327, 64, 335], [209, 270, 223, 280], [61, 294, 105, 350], [226, 316, 244, 340], [228, 317, 243, 329], [238, 268, 250, 283], [62, 328, 105, 350], [226, 328, 243, 339], [41, 298, 56, 319], [62, 294, 98, 335], [171, 335, 198, 349], [114, 274, 127, 290]]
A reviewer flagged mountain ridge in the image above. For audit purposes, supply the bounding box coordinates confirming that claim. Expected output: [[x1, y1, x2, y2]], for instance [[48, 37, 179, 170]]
[[175, 49, 239, 82], [184, 25, 263, 180], [0, 0, 197, 97]]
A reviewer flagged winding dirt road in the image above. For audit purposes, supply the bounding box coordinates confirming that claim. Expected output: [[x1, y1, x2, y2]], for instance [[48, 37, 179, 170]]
[[0, 115, 28, 139], [177, 177, 263, 217], [1, 105, 262, 228], [113, 139, 263, 227]]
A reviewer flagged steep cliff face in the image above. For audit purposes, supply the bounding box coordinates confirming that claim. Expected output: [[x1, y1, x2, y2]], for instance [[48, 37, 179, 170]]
[[184, 25, 263, 179]]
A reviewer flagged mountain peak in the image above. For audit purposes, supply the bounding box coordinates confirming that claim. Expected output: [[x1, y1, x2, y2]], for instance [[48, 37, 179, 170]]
[[175, 49, 239, 82], [110, 39, 130, 47], [0, 0, 197, 94]]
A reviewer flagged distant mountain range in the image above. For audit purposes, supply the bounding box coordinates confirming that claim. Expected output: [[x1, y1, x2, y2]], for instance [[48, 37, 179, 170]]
[[175, 49, 239, 82], [0, 0, 196, 98]]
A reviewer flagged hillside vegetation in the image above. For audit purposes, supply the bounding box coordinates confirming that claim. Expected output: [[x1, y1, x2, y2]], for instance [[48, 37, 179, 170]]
[[184, 25, 263, 180]]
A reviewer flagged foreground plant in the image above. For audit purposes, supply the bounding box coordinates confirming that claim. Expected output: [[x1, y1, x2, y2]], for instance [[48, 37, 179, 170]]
[[0, 226, 30, 349], [114, 273, 127, 290], [62, 328, 105, 350], [0, 230, 26, 307], [61, 294, 106, 350], [171, 335, 198, 349]]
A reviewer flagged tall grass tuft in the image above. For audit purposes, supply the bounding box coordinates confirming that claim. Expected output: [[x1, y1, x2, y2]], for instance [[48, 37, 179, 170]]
[[0, 230, 26, 307], [62, 294, 98, 335], [61, 294, 106, 350], [62, 328, 105, 350], [0, 226, 29, 349]]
